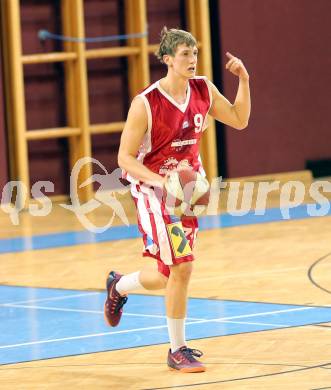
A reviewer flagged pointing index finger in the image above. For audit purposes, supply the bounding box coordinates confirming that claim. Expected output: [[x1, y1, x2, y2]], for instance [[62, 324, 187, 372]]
[[226, 52, 234, 59]]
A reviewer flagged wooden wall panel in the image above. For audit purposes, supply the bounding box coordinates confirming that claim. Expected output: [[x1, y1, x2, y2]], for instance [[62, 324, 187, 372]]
[[20, 2, 68, 195], [147, 0, 185, 83], [218, 0, 331, 177], [20, 1, 62, 55]]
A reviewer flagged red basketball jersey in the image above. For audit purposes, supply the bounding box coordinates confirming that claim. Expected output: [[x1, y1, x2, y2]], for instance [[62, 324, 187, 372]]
[[124, 76, 212, 184]]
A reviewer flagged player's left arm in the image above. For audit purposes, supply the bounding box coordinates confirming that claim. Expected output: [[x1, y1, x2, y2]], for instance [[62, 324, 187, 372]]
[[208, 52, 251, 130]]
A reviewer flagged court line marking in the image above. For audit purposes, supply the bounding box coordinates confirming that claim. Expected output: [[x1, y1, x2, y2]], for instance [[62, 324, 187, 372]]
[[221, 320, 287, 327], [209, 307, 315, 322], [0, 320, 289, 352], [3, 304, 203, 321], [0, 292, 100, 306], [0, 306, 315, 350]]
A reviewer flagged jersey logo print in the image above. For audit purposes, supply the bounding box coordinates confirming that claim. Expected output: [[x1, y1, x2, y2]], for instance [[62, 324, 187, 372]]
[[182, 120, 189, 129], [171, 139, 197, 147]]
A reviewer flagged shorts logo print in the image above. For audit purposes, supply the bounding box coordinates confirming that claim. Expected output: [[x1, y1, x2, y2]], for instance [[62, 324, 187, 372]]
[[166, 222, 192, 258]]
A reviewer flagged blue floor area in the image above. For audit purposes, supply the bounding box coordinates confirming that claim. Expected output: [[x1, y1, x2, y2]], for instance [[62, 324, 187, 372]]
[[1, 285, 331, 365], [0, 202, 330, 254]]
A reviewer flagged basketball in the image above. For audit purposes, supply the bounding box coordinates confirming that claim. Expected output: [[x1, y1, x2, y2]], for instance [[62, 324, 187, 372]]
[[163, 169, 210, 216]]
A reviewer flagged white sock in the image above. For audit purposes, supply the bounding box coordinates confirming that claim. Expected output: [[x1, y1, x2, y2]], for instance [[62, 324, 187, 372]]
[[166, 317, 186, 353], [116, 271, 143, 295]]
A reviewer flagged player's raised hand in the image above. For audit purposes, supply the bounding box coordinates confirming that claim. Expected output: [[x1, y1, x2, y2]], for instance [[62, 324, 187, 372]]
[[225, 52, 249, 80]]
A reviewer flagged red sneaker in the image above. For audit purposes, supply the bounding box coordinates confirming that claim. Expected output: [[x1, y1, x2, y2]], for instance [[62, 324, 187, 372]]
[[167, 346, 206, 373], [104, 271, 128, 327]]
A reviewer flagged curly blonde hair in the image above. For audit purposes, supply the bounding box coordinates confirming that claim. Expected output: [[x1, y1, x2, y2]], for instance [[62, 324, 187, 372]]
[[155, 27, 197, 64]]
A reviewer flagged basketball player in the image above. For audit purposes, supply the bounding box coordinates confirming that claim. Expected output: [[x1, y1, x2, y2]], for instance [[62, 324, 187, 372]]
[[104, 27, 250, 372]]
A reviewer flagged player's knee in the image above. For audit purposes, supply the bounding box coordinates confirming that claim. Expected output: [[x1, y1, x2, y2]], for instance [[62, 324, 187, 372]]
[[170, 262, 193, 283]]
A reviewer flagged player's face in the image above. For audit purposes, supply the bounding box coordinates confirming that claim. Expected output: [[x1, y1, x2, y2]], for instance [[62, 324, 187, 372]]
[[171, 44, 198, 78]]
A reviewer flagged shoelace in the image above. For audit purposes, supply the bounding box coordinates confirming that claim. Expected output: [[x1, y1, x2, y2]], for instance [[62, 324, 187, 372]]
[[111, 295, 128, 313], [180, 347, 203, 362]]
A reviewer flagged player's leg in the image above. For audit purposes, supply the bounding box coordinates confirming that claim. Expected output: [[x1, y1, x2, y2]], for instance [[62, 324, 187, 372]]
[[104, 185, 168, 327], [166, 262, 205, 372], [166, 261, 192, 319], [139, 263, 168, 290], [116, 263, 168, 295], [165, 261, 191, 354], [104, 263, 168, 327], [166, 215, 198, 321], [165, 217, 205, 372]]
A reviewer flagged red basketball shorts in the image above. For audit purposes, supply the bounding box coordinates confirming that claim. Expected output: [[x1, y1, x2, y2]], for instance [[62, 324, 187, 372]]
[[131, 184, 199, 278]]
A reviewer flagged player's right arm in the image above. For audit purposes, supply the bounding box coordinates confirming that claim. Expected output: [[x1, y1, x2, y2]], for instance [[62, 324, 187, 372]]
[[118, 97, 165, 188]]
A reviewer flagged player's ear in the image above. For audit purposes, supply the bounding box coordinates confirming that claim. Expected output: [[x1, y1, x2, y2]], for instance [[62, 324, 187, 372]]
[[163, 54, 172, 67]]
